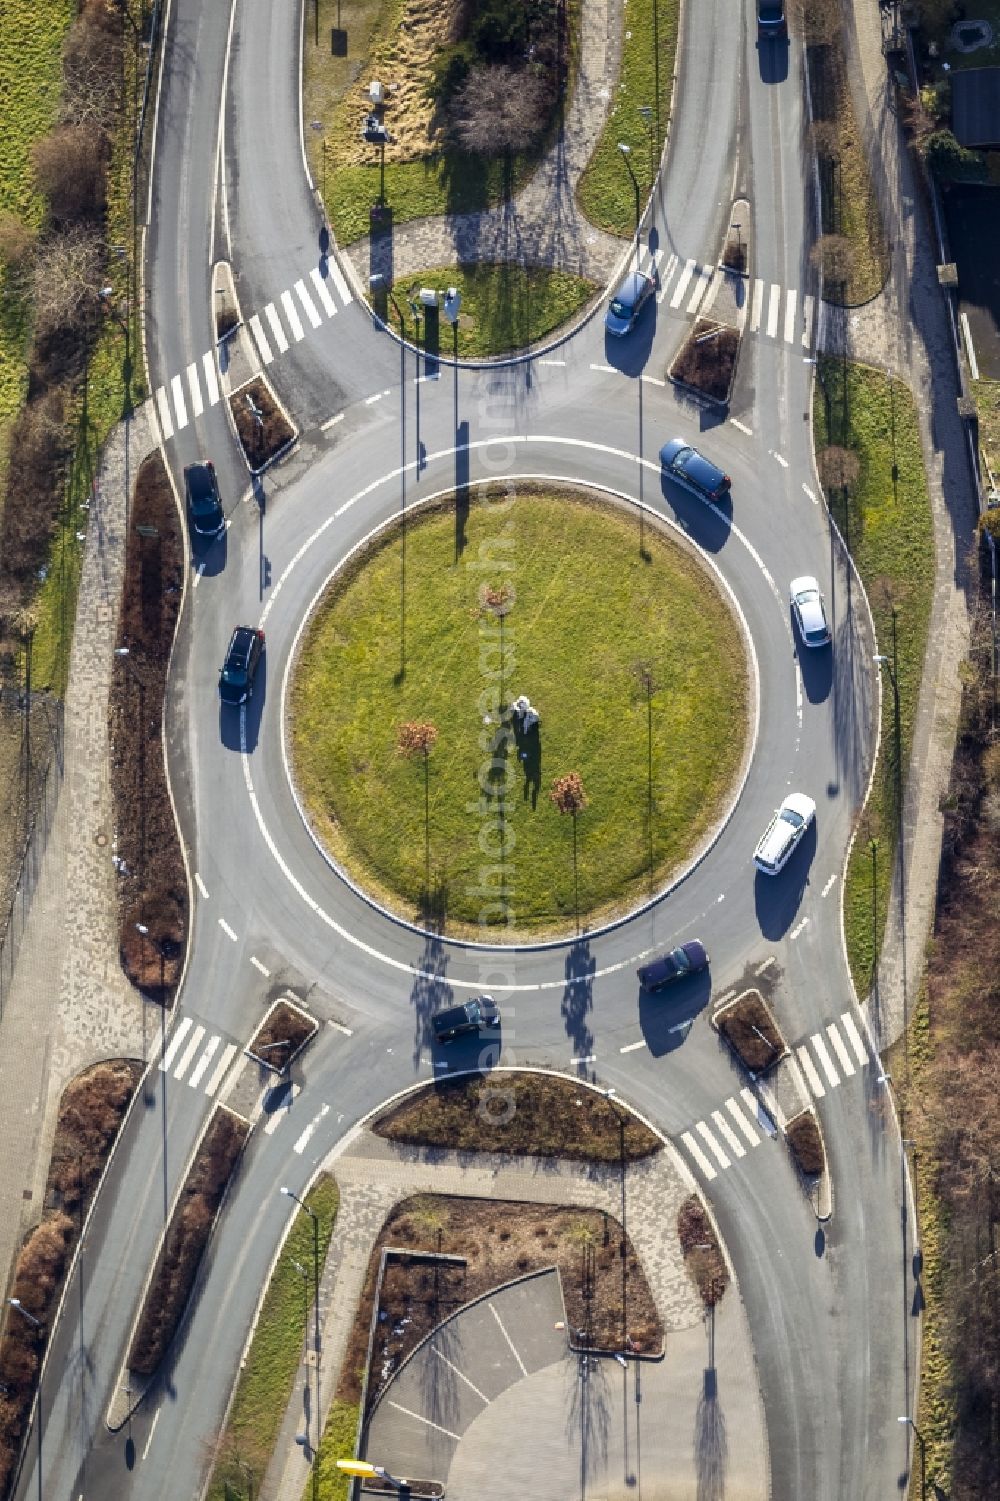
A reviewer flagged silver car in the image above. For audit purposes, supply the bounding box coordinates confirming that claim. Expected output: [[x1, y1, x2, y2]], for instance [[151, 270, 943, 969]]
[[790, 576, 830, 648]]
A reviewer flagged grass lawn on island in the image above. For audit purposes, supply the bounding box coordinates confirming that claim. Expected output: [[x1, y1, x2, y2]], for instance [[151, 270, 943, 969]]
[[382, 264, 596, 358], [290, 489, 749, 937]]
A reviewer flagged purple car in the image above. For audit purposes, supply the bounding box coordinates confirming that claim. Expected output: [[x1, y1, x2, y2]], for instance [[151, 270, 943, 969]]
[[637, 941, 709, 991]]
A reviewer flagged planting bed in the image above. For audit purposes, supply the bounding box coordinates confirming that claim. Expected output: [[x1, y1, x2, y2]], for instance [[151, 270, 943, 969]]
[[714, 989, 785, 1073], [229, 378, 294, 472], [669, 318, 740, 405], [677, 1193, 729, 1306], [786, 1110, 825, 1177], [246, 998, 317, 1074]]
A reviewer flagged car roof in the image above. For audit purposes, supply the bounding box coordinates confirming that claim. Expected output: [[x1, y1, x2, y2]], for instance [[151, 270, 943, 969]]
[[613, 272, 651, 307], [679, 447, 724, 485], [228, 626, 258, 658], [185, 462, 215, 497], [781, 792, 816, 822]]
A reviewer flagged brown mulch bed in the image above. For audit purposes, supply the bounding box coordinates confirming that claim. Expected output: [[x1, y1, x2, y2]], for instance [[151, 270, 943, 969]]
[[373, 1074, 661, 1164], [715, 989, 785, 1074], [229, 379, 294, 473], [0, 1059, 141, 1496], [338, 1195, 663, 1410], [669, 319, 740, 405], [109, 451, 186, 1002], [677, 1194, 730, 1307], [246, 999, 317, 1073], [721, 235, 747, 274], [128, 1107, 249, 1377], [786, 1111, 825, 1177]]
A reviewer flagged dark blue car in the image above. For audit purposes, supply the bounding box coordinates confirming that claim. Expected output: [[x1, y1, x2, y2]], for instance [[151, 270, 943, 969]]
[[659, 439, 732, 500], [637, 941, 709, 991], [604, 272, 655, 337]]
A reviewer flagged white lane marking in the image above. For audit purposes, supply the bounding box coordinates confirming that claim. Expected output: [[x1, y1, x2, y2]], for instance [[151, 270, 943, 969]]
[[186, 362, 204, 419], [249, 314, 274, 365], [170, 373, 189, 430], [730, 417, 753, 436], [796, 665, 803, 729], [789, 916, 808, 941], [294, 1102, 330, 1154], [202, 351, 221, 406], [194, 872, 209, 899], [802, 483, 817, 504], [656, 252, 678, 302], [295, 278, 323, 329], [961, 311, 980, 380], [821, 872, 837, 897], [218, 917, 238, 942], [840, 1011, 869, 1067], [801, 294, 815, 348], [680, 1130, 717, 1181], [192, 562, 205, 588], [326, 253, 353, 305], [589, 362, 617, 375], [386, 1400, 460, 1441], [328, 1018, 354, 1036], [250, 955, 271, 977], [620, 1039, 646, 1054], [699, 264, 725, 315], [264, 1082, 301, 1134], [696, 1120, 731, 1170], [573, 1054, 597, 1065], [668, 1017, 693, 1035], [670, 258, 696, 308], [364, 391, 384, 405], [725, 1096, 761, 1146], [754, 956, 775, 976], [173, 1025, 206, 1082], [783, 288, 798, 344], [811, 1033, 841, 1088], [309, 266, 338, 317], [280, 289, 305, 342], [766, 283, 780, 340], [827, 1022, 856, 1077], [159, 1017, 192, 1072], [155, 385, 174, 440], [538, 358, 566, 367], [797, 1046, 826, 1098], [773, 451, 789, 469], [414, 373, 437, 385], [641, 373, 666, 387], [742, 1086, 777, 1136], [264, 302, 290, 353], [489, 1301, 527, 1375], [686, 265, 713, 315], [188, 1035, 221, 1089], [320, 411, 344, 431], [431, 1343, 489, 1403], [141, 1408, 160, 1462], [749, 278, 764, 332], [204, 1042, 237, 1097], [711, 1109, 746, 1158]]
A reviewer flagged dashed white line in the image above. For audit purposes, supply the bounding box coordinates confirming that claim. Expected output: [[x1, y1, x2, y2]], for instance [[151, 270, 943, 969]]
[[619, 1039, 646, 1054], [681, 1129, 717, 1181], [827, 1022, 856, 1077], [797, 1046, 826, 1098], [802, 483, 817, 504], [264, 302, 290, 354], [188, 1035, 221, 1090], [539, 358, 566, 367], [730, 417, 753, 436], [309, 266, 338, 317], [821, 872, 838, 897], [789, 916, 809, 941], [796, 665, 803, 729], [489, 1301, 527, 1375], [295, 278, 323, 329], [204, 1043, 237, 1097], [589, 362, 617, 375], [573, 1054, 597, 1065], [192, 562, 205, 588], [218, 918, 238, 942], [840, 1010, 869, 1068], [173, 1025, 205, 1082], [202, 351, 220, 407], [141, 1408, 160, 1462], [773, 451, 789, 469], [320, 411, 344, 431], [194, 872, 209, 899], [364, 391, 384, 405], [186, 362, 204, 418], [754, 956, 775, 976], [811, 1033, 840, 1088], [250, 955, 271, 977], [264, 1083, 301, 1135], [280, 289, 306, 342], [641, 373, 666, 387], [328, 1019, 354, 1036], [294, 1102, 330, 1154], [249, 314, 274, 365], [159, 1017, 192, 1072]]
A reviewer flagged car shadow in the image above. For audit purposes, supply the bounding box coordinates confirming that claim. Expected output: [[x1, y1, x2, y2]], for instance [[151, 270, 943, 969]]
[[757, 37, 790, 84], [753, 822, 816, 939], [659, 477, 732, 553], [190, 525, 227, 578], [638, 969, 712, 1057], [430, 1023, 503, 1076], [795, 624, 833, 704], [603, 300, 657, 378], [218, 655, 265, 753]]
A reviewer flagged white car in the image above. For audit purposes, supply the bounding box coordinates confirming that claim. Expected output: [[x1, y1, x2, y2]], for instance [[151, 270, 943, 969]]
[[754, 793, 816, 875], [790, 576, 830, 648]]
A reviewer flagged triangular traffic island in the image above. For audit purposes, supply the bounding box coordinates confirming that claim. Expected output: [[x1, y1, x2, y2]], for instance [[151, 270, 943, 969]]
[[246, 995, 318, 1075], [711, 989, 787, 1075], [668, 318, 742, 410]]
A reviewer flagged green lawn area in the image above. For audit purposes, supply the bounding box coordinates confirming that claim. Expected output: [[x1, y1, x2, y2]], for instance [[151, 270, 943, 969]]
[[290, 489, 749, 936], [205, 1176, 339, 1501], [309, 1401, 361, 1501], [381, 264, 595, 357], [973, 378, 1000, 484], [577, 0, 679, 237], [813, 357, 935, 994]]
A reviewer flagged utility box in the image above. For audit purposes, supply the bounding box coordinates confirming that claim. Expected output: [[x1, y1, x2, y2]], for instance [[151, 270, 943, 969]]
[[369, 80, 384, 104]]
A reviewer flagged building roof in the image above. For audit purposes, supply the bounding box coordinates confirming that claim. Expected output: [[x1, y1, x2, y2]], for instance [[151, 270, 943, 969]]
[[952, 67, 1000, 149]]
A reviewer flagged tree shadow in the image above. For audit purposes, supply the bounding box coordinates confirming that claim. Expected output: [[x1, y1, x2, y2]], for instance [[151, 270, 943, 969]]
[[410, 928, 453, 1067], [561, 937, 595, 1059], [513, 717, 541, 808], [565, 1351, 611, 1494], [694, 1378, 727, 1501]]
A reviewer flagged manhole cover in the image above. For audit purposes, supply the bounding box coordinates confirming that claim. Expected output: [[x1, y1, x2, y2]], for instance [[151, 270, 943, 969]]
[[95, 831, 108, 847], [951, 18, 993, 51]]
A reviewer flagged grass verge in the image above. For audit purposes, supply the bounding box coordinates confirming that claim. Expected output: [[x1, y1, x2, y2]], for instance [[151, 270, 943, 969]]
[[205, 1176, 339, 1501], [310, 1401, 361, 1501], [577, 0, 679, 237], [380, 264, 596, 357], [973, 378, 1000, 486], [813, 356, 934, 995], [289, 487, 749, 936]]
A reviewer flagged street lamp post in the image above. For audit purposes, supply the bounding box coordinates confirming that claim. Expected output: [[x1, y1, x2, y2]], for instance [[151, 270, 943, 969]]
[[7, 1297, 42, 1330], [617, 143, 641, 270], [637, 105, 654, 190], [337, 1459, 410, 1498], [874, 648, 905, 1061], [898, 1415, 927, 1500]]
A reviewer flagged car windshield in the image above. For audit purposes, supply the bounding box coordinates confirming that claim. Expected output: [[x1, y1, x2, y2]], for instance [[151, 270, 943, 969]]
[[222, 665, 248, 686], [466, 1001, 482, 1024], [609, 298, 631, 317], [188, 468, 214, 499], [759, 1, 783, 17], [669, 946, 691, 972], [781, 807, 805, 830], [795, 588, 819, 608]]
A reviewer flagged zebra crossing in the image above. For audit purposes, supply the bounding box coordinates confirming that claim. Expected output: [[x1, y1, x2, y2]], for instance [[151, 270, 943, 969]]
[[152, 258, 354, 441], [675, 1008, 872, 1184], [652, 251, 817, 351]]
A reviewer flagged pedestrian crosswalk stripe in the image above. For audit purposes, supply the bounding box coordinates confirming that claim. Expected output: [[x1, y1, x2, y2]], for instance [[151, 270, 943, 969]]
[[186, 361, 204, 418], [797, 1045, 826, 1099], [160, 1016, 192, 1072], [839, 1010, 869, 1067], [264, 302, 289, 353], [309, 265, 338, 317], [750, 278, 764, 332], [696, 1119, 731, 1170], [671, 257, 696, 308], [295, 278, 323, 329], [681, 1129, 717, 1181], [294, 1102, 329, 1154], [766, 283, 780, 340], [686, 264, 713, 315], [742, 1085, 777, 1136], [155, 385, 174, 440], [656, 252, 678, 302], [711, 1109, 746, 1158], [249, 313, 274, 365], [801, 294, 815, 349], [811, 1032, 840, 1088], [202, 351, 220, 406], [700, 264, 724, 317], [187, 1034, 220, 1090], [170, 372, 188, 430], [264, 1082, 301, 1134], [783, 288, 797, 345], [827, 1021, 856, 1077], [325, 253, 353, 305], [281, 288, 305, 342], [204, 1042, 237, 1097], [173, 1024, 206, 1082], [725, 1096, 761, 1145]]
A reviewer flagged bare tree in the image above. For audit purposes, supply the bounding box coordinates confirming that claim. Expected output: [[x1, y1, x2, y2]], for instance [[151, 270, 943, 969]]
[[450, 64, 551, 156], [32, 124, 107, 223], [31, 223, 104, 338], [816, 444, 860, 492], [550, 772, 587, 928], [398, 722, 439, 888], [61, 12, 123, 132], [809, 233, 856, 293], [809, 120, 840, 162]]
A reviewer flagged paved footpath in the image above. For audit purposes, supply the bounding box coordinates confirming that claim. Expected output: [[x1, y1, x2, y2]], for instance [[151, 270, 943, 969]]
[[266, 1130, 767, 1501]]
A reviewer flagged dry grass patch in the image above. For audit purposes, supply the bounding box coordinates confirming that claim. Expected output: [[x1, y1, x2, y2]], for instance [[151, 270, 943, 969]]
[[677, 1194, 729, 1306]]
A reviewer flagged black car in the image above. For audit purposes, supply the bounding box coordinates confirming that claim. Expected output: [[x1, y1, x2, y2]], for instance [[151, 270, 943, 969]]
[[219, 626, 264, 706], [757, 0, 787, 38], [431, 995, 500, 1042], [184, 460, 225, 538], [659, 439, 732, 501], [637, 940, 709, 991]]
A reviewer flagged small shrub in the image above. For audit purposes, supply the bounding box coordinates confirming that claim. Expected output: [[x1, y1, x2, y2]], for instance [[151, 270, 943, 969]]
[[32, 124, 108, 222], [0, 212, 36, 273], [924, 129, 987, 183]]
